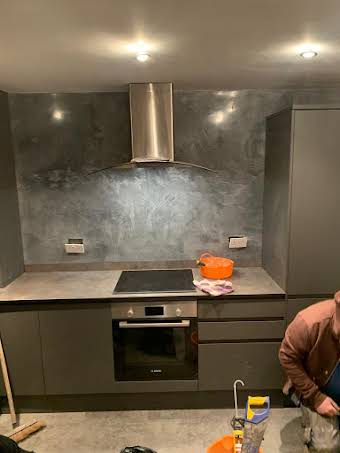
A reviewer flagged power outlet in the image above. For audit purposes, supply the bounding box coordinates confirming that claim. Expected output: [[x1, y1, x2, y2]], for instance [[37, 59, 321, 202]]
[[64, 240, 85, 254], [228, 236, 248, 249]]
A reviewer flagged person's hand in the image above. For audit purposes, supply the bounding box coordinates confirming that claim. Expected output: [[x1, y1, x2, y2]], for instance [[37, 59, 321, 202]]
[[316, 397, 340, 417]]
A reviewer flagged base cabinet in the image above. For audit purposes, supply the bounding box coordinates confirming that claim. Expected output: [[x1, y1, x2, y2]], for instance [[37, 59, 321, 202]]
[[198, 342, 283, 391], [39, 304, 114, 395], [0, 299, 286, 399], [0, 310, 44, 395]]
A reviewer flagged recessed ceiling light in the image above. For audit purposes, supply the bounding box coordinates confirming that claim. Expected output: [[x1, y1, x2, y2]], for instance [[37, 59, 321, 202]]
[[300, 50, 318, 59], [136, 53, 150, 62], [210, 111, 225, 124], [52, 109, 64, 120], [128, 40, 150, 53]]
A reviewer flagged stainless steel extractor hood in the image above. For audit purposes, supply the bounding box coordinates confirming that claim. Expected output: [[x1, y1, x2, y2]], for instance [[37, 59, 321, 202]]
[[130, 82, 174, 163], [90, 82, 214, 173]]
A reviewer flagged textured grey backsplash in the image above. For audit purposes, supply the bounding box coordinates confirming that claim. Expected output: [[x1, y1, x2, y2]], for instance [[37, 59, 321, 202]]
[[9, 88, 340, 266]]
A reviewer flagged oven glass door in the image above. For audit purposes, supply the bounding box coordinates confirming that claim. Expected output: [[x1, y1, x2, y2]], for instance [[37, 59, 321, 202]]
[[113, 319, 198, 381]]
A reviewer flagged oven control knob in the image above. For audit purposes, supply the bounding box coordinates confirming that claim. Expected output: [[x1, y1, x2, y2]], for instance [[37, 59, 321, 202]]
[[175, 308, 182, 317], [127, 308, 134, 318]]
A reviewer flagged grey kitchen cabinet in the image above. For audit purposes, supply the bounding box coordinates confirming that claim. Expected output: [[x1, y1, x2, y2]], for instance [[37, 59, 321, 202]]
[[199, 320, 285, 342], [39, 303, 114, 395], [198, 298, 285, 391], [199, 342, 283, 391], [0, 309, 44, 395], [0, 91, 24, 288], [263, 106, 340, 296], [198, 298, 285, 320]]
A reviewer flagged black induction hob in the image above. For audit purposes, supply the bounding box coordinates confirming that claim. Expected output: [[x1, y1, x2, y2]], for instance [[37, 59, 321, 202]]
[[113, 269, 194, 293]]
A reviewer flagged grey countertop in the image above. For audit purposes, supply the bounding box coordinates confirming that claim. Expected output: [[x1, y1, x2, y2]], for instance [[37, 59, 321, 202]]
[[0, 267, 284, 302]]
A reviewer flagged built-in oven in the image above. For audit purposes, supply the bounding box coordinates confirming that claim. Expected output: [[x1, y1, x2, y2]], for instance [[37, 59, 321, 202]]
[[111, 300, 198, 381]]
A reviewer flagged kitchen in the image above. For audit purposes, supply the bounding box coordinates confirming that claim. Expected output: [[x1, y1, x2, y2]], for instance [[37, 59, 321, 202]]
[[1, 1, 340, 452]]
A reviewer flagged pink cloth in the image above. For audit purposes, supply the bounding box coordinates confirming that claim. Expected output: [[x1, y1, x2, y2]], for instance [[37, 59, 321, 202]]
[[193, 278, 233, 296]]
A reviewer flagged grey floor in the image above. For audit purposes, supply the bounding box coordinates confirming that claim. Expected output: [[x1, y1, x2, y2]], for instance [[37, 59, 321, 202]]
[[0, 408, 303, 453]]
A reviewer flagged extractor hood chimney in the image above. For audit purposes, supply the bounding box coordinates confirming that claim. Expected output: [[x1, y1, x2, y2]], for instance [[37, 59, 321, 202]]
[[130, 82, 174, 163], [90, 82, 214, 173]]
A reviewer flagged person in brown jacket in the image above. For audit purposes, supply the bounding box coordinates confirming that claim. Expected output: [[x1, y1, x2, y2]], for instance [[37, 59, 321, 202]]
[[279, 291, 340, 452]]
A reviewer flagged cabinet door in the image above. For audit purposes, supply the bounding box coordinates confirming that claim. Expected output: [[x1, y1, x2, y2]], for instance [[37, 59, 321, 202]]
[[198, 299, 285, 320], [199, 342, 282, 391], [199, 320, 285, 342], [288, 109, 340, 295], [39, 303, 114, 395], [0, 309, 44, 395]]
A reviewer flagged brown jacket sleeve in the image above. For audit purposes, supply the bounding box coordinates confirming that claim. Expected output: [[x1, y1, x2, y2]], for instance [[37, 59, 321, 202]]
[[279, 314, 326, 409]]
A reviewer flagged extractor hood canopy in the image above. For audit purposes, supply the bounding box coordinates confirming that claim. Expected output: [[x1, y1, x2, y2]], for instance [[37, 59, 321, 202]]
[[90, 82, 214, 173]]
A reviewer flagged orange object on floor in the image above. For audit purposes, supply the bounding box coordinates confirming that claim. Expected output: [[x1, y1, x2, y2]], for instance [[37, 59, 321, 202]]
[[207, 435, 263, 453], [198, 253, 234, 279]]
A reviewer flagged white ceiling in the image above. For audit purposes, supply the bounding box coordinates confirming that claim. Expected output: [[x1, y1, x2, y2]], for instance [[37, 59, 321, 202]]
[[2, 0, 340, 92]]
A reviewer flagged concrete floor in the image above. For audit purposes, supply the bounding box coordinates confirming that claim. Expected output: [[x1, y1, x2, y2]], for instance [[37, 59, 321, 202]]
[[0, 408, 303, 453]]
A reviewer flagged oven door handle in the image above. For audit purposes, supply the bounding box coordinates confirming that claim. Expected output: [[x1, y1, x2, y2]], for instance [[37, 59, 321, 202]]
[[118, 320, 191, 329]]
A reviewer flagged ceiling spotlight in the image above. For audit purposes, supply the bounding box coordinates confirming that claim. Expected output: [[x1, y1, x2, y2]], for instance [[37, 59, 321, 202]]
[[210, 111, 225, 124], [128, 40, 150, 53], [136, 41, 148, 52], [52, 109, 64, 120], [136, 53, 150, 62], [300, 50, 318, 59]]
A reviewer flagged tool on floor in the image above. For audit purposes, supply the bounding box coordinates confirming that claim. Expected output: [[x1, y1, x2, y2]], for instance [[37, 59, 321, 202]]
[[241, 396, 270, 453], [207, 380, 269, 453], [0, 334, 46, 442], [7, 421, 46, 443], [231, 380, 245, 453]]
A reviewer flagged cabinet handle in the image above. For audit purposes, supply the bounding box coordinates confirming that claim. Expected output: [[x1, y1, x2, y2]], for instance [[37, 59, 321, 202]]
[[118, 320, 190, 329]]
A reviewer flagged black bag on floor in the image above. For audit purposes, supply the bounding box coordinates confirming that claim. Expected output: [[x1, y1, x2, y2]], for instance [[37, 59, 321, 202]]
[[120, 448, 157, 453], [0, 435, 33, 453]]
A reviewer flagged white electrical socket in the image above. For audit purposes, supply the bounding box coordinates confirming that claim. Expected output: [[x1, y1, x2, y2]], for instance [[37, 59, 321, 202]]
[[64, 243, 85, 254], [228, 236, 248, 249]]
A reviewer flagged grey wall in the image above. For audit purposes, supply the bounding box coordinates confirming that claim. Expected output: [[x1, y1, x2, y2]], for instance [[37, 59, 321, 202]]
[[0, 91, 24, 286], [9, 88, 340, 266]]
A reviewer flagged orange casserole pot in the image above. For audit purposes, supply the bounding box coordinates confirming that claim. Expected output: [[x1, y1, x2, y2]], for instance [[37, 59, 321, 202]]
[[198, 253, 234, 279]]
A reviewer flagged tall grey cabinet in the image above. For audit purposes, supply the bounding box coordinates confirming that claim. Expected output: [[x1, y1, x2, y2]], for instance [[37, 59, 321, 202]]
[[0, 91, 24, 287], [263, 106, 340, 310]]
